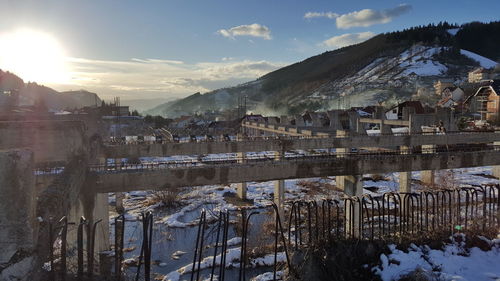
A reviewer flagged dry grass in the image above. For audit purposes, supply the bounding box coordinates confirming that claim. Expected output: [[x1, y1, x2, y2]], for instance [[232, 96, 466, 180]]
[[297, 179, 340, 198], [435, 170, 460, 190], [223, 192, 254, 207]]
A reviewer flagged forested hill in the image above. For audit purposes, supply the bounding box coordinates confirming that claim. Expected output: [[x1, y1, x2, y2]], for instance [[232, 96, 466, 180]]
[[148, 21, 500, 117]]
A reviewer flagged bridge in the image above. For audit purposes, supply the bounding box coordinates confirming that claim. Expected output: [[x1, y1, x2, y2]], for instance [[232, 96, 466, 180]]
[[101, 130, 500, 158], [93, 147, 500, 193], [2, 115, 500, 280]]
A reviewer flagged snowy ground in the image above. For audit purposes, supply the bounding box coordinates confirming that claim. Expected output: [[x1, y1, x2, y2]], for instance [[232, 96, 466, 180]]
[[110, 165, 498, 281], [373, 234, 500, 281]]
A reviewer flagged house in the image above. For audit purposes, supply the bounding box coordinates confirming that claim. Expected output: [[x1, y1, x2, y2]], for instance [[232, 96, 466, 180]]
[[433, 79, 455, 95], [441, 87, 464, 101], [0, 89, 19, 109], [264, 116, 280, 125], [437, 87, 465, 108], [242, 114, 265, 123], [385, 101, 424, 120], [468, 68, 491, 83], [361, 106, 377, 117], [302, 111, 329, 127], [464, 80, 500, 121], [172, 115, 193, 128]]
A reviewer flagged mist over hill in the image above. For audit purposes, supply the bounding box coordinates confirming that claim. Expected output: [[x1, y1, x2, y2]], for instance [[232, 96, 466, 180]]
[[145, 21, 500, 118]]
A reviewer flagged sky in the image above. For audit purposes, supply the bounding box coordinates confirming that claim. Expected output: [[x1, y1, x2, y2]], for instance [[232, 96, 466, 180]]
[[0, 0, 499, 101]]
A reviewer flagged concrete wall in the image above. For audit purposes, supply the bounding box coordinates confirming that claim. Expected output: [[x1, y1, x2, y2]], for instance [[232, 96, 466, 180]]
[[0, 121, 87, 164], [0, 149, 37, 281]]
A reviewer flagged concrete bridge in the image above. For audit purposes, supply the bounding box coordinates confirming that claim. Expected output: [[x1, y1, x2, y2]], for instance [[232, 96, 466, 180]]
[[1, 116, 500, 280], [94, 148, 500, 193], [102, 131, 500, 158]]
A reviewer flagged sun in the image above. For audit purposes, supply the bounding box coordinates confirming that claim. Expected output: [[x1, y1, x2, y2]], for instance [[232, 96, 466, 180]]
[[0, 29, 70, 84]]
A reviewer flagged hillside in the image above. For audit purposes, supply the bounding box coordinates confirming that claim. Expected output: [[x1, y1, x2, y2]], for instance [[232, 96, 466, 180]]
[[146, 21, 500, 118], [0, 70, 101, 110]]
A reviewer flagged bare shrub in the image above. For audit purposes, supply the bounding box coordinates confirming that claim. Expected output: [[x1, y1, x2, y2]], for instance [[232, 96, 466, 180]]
[[247, 214, 275, 260], [371, 173, 389, 181], [435, 170, 459, 190], [149, 187, 181, 207]]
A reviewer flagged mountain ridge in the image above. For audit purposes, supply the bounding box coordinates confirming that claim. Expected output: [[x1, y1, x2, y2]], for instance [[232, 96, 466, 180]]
[[0, 69, 102, 110]]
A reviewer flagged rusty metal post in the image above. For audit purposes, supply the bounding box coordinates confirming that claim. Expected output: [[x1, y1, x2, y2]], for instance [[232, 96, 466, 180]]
[[88, 219, 102, 279], [114, 214, 125, 281], [77, 216, 87, 280], [59, 216, 68, 281], [48, 218, 55, 281]]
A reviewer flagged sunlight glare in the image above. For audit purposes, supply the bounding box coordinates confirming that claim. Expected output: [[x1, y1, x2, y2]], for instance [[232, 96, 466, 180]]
[[0, 29, 70, 84]]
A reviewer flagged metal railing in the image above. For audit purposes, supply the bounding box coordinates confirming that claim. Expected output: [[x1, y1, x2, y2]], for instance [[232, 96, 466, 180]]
[[102, 129, 499, 146], [43, 185, 499, 281]]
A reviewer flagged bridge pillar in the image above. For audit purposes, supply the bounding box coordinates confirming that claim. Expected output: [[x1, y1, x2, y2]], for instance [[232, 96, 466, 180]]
[[493, 166, 500, 179], [69, 190, 110, 263], [344, 175, 362, 238], [115, 192, 124, 213], [399, 145, 411, 192], [66, 192, 110, 278], [409, 113, 422, 134], [236, 152, 247, 200], [381, 120, 392, 135], [494, 137, 500, 180], [421, 144, 436, 186], [93, 193, 111, 252], [274, 151, 285, 212], [399, 172, 412, 192], [343, 175, 363, 197], [335, 130, 349, 190]]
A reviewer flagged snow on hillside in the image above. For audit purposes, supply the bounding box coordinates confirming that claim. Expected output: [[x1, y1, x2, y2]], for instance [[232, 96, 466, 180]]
[[398, 46, 447, 76], [338, 45, 448, 88], [460, 49, 498, 69], [447, 28, 460, 36]]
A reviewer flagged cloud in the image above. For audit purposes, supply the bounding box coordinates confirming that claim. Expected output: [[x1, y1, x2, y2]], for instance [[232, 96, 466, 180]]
[[304, 12, 339, 19], [321, 32, 376, 49], [217, 23, 272, 40], [50, 57, 286, 99], [336, 4, 412, 29]]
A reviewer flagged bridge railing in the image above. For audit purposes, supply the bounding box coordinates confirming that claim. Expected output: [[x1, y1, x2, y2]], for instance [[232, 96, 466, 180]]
[[102, 129, 499, 146]]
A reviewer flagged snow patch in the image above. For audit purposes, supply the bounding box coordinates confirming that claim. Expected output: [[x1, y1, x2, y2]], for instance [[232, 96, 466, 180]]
[[373, 236, 500, 281], [460, 49, 498, 69], [447, 28, 460, 36]]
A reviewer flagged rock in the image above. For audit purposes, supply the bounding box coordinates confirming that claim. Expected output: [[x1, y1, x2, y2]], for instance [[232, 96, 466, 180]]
[[171, 250, 187, 260]]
